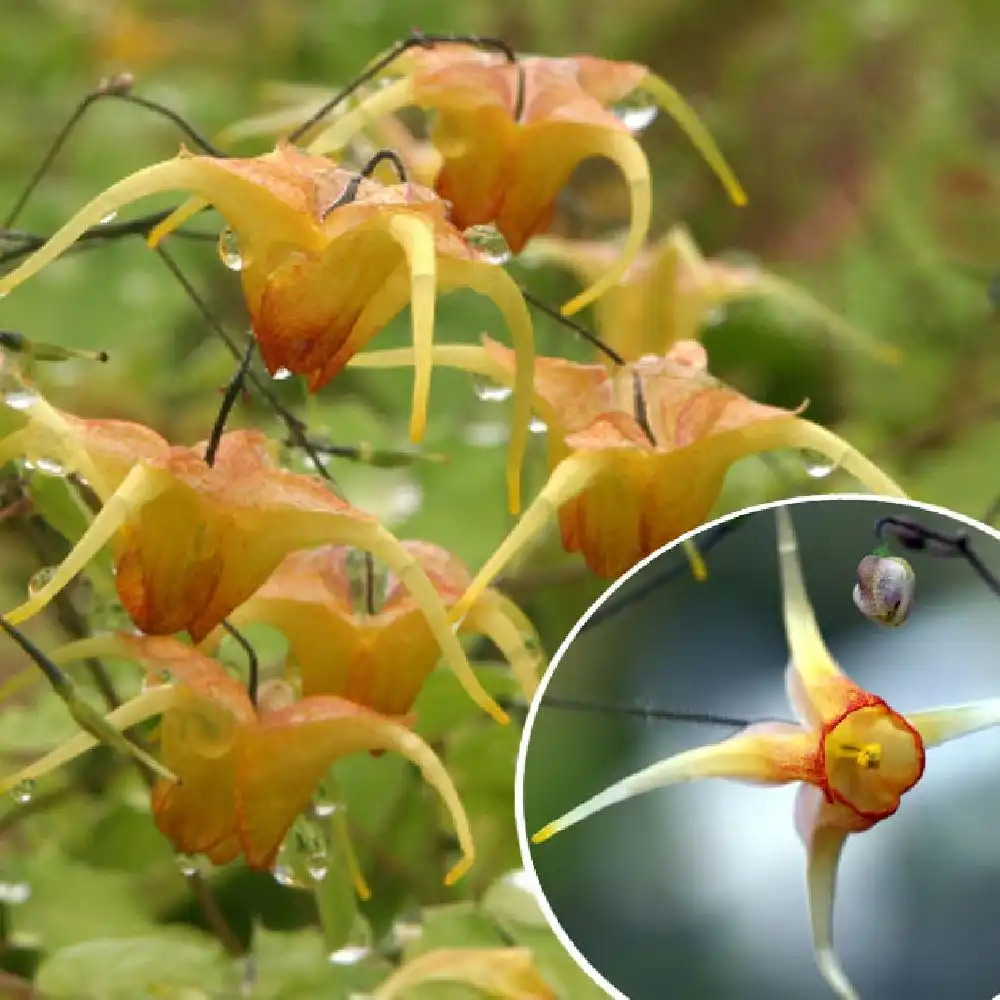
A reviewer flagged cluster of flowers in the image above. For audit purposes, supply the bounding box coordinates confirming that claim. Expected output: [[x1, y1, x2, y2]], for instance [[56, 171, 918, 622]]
[[0, 37, 913, 995]]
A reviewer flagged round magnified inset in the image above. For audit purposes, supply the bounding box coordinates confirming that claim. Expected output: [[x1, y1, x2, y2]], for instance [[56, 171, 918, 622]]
[[516, 495, 1000, 1000]]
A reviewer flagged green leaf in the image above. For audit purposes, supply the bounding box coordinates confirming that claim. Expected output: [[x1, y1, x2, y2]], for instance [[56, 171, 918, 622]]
[[35, 929, 233, 998]]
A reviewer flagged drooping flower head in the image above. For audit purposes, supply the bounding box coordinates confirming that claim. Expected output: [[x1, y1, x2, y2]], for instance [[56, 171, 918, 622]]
[[0, 143, 535, 512], [0, 395, 508, 723], [530, 507, 1000, 999], [0, 634, 475, 882], [523, 226, 898, 365], [350, 338, 906, 618], [306, 44, 747, 316], [204, 540, 542, 715]]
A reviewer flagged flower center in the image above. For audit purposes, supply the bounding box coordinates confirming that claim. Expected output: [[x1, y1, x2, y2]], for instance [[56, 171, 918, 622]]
[[822, 704, 924, 819]]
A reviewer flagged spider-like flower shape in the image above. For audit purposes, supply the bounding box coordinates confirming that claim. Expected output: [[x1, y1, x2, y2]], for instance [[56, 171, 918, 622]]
[[1, 634, 474, 881], [0, 143, 535, 511], [306, 44, 746, 315], [203, 540, 542, 713], [0, 393, 507, 723], [523, 226, 897, 365], [350, 337, 906, 616], [530, 507, 1000, 999]]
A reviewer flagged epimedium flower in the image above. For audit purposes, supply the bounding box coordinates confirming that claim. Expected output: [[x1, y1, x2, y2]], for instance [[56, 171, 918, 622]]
[[349, 337, 906, 615], [530, 507, 1000, 1000], [0, 142, 535, 512], [202, 540, 542, 715], [305, 44, 747, 316], [522, 226, 898, 365], [0, 633, 474, 882], [0, 394, 509, 723], [372, 946, 555, 999]]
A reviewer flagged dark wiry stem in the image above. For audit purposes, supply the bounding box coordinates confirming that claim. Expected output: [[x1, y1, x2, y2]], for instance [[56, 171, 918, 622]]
[[204, 339, 255, 466], [5, 78, 222, 229], [323, 149, 408, 219], [520, 287, 626, 366], [154, 245, 347, 496], [632, 371, 656, 445], [876, 514, 1000, 599], [220, 620, 258, 706], [288, 31, 521, 144], [499, 693, 774, 728]]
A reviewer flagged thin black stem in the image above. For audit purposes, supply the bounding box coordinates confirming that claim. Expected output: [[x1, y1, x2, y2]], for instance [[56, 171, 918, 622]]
[[220, 620, 258, 706], [875, 514, 1000, 600], [287, 31, 521, 144], [154, 246, 344, 495], [204, 339, 255, 466], [5, 83, 221, 229], [363, 552, 377, 616], [632, 371, 656, 445], [0, 214, 217, 269], [0, 616, 71, 694], [322, 149, 408, 218], [520, 288, 626, 366], [500, 693, 771, 729]]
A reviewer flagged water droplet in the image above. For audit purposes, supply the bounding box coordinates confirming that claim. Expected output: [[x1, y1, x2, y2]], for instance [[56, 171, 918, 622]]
[[11, 779, 34, 805], [529, 416, 547, 435], [0, 882, 30, 905], [271, 367, 293, 381], [27, 566, 56, 597], [306, 850, 329, 882], [800, 450, 837, 479], [463, 420, 509, 448], [462, 223, 511, 265], [217, 228, 244, 272], [271, 863, 304, 888], [389, 916, 423, 949], [328, 944, 370, 967], [24, 456, 66, 477], [4, 388, 38, 411], [175, 853, 199, 877], [313, 794, 341, 818], [472, 375, 512, 403], [611, 92, 659, 133], [99, 210, 118, 225]]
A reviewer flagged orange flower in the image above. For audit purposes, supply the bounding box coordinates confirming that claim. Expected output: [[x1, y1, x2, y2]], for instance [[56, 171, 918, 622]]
[[531, 508, 1000, 999], [349, 338, 906, 612], [523, 226, 898, 365], [373, 946, 555, 1000], [307, 44, 746, 315], [0, 634, 474, 881], [0, 143, 534, 511], [0, 396, 507, 723], [206, 540, 542, 714]]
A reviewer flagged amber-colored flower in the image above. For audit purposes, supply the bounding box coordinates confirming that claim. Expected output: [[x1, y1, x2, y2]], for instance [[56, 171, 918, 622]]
[[0, 396, 507, 722], [307, 44, 746, 315], [0, 634, 474, 881], [523, 226, 898, 365], [531, 508, 1000, 999], [206, 540, 541, 714], [350, 337, 906, 612], [0, 142, 534, 511], [373, 946, 555, 1000]]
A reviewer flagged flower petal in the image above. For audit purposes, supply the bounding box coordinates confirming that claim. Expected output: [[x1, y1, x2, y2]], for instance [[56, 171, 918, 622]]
[[461, 590, 543, 701], [449, 451, 611, 626], [794, 785, 866, 1000], [238, 694, 474, 883], [906, 698, 1000, 748], [532, 722, 814, 844]]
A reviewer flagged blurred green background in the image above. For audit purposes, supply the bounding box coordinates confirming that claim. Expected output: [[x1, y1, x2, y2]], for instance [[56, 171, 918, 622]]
[[523, 497, 1000, 999], [0, 0, 997, 996]]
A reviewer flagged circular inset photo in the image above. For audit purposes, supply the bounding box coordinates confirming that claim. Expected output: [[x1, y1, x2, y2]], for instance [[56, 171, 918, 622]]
[[516, 495, 1000, 1000]]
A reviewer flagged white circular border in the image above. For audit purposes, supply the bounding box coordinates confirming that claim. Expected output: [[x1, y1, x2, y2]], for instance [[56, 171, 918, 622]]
[[513, 491, 1000, 1000]]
